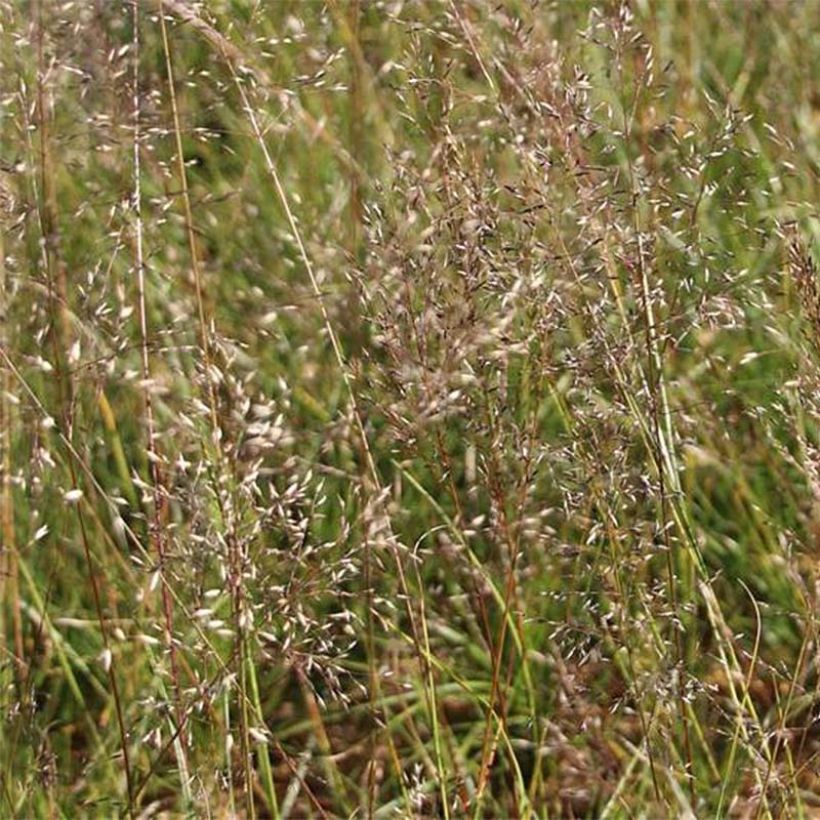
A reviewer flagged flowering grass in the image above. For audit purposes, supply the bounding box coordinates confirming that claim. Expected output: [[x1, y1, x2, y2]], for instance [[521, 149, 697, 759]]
[[0, 1, 819, 816]]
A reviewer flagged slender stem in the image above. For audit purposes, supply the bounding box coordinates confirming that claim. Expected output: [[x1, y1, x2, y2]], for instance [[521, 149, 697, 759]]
[[34, 2, 133, 811], [132, 0, 190, 793]]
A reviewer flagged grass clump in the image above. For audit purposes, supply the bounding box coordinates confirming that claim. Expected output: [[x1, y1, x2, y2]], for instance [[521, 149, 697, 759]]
[[0, 1, 819, 817]]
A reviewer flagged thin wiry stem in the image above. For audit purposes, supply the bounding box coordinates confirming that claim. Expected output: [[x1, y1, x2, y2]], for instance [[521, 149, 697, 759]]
[[132, 0, 190, 794], [33, 3, 133, 812], [157, 0, 256, 818]]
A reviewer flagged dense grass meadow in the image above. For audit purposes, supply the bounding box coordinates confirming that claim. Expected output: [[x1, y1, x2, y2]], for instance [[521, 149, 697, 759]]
[[1, 0, 820, 816]]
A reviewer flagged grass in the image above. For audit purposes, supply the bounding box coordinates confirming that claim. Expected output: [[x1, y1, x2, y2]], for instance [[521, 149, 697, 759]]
[[0, 0, 819, 816]]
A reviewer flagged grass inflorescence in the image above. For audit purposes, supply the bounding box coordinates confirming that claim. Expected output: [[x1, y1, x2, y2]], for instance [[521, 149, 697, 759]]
[[0, 1, 818, 817]]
